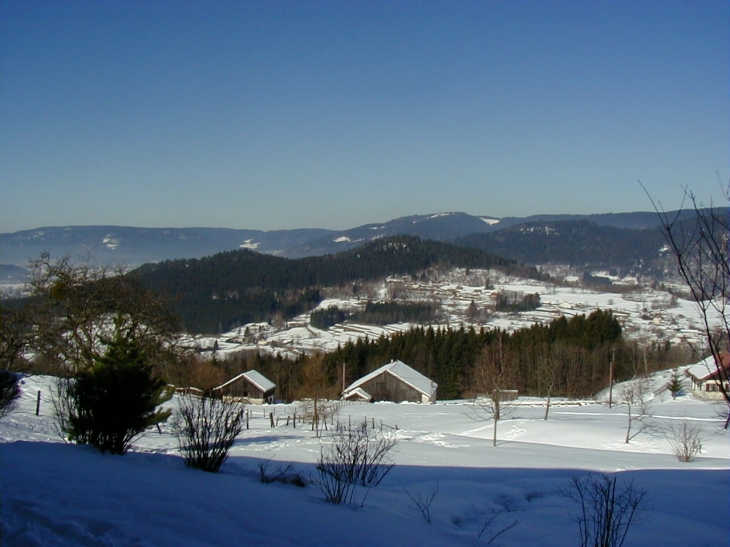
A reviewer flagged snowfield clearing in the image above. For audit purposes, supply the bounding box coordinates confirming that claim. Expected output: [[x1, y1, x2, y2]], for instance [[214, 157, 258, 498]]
[[1, 373, 728, 547]]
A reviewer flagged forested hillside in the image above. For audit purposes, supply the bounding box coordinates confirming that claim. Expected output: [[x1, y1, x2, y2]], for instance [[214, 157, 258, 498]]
[[455, 220, 668, 273], [132, 236, 545, 334]]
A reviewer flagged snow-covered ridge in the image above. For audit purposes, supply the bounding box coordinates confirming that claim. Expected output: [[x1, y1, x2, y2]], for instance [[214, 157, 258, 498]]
[[102, 235, 119, 250], [333, 236, 367, 244], [415, 212, 458, 223]]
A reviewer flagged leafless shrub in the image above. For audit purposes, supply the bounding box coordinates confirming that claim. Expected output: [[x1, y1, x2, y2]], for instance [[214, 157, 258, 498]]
[[524, 491, 545, 503], [664, 419, 703, 462], [172, 393, 245, 473], [405, 483, 439, 524], [476, 505, 520, 543], [563, 474, 649, 547], [314, 421, 396, 505], [257, 458, 303, 486]]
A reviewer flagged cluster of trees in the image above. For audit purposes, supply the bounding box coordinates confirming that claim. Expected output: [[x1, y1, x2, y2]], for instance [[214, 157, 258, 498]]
[[310, 301, 437, 330], [321, 310, 631, 400], [130, 235, 546, 333], [494, 291, 541, 313], [309, 306, 349, 330]]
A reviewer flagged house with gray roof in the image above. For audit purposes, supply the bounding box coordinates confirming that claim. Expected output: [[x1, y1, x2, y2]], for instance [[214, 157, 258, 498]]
[[214, 370, 276, 404], [342, 360, 437, 404]]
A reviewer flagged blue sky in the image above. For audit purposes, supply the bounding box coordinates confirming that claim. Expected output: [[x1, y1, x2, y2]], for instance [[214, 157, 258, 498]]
[[1, 0, 727, 233]]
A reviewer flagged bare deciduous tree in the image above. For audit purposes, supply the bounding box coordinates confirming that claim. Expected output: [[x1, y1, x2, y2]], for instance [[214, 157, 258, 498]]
[[541, 343, 561, 420], [469, 335, 516, 446], [26, 253, 183, 377], [0, 304, 33, 373], [620, 378, 653, 443], [294, 355, 339, 437], [644, 183, 730, 428]]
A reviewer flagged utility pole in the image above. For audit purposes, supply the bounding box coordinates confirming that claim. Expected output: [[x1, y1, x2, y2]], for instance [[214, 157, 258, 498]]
[[608, 348, 615, 408]]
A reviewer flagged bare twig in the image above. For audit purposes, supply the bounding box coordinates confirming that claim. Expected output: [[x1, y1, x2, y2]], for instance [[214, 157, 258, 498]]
[[405, 483, 439, 524]]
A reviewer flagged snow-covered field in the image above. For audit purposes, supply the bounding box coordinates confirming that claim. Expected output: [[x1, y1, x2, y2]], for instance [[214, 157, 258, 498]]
[[1, 372, 728, 547]]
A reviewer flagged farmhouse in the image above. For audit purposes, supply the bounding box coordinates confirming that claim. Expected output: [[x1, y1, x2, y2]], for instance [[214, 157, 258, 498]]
[[213, 370, 276, 404], [343, 360, 437, 404], [685, 352, 730, 399]]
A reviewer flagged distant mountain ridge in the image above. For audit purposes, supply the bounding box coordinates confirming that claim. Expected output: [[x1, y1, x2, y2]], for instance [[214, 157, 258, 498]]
[[1, 209, 724, 271], [289, 209, 724, 258], [0, 225, 334, 269]]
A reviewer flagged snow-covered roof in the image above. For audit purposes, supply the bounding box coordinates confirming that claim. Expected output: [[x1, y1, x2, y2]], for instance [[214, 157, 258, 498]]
[[344, 360, 437, 399], [685, 352, 730, 382], [343, 387, 372, 401], [215, 370, 276, 393]]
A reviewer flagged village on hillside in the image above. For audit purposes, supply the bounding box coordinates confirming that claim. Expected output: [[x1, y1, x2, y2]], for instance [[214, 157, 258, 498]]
[[196, 267, 714, 361]]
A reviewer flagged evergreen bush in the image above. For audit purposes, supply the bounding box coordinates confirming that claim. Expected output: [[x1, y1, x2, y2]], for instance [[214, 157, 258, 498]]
[[53, 332, 172, 454]]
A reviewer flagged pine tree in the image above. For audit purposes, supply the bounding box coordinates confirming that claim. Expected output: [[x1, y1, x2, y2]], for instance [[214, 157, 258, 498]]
[[667, 369, 683, 400], [60, 327, 172, 454]]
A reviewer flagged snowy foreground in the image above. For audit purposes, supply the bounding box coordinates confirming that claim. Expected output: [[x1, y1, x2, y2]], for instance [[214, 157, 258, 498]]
[[1, 375, 728, 547]]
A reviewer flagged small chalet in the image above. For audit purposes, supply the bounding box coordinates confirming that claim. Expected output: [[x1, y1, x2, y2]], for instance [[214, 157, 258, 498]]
[[685, 352, 730, 399], [213, 370, 276, 404], [342, 360, 437, 404]]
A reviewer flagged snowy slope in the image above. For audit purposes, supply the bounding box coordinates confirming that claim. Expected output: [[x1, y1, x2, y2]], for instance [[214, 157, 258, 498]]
[[1, 373, 728, 547]]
